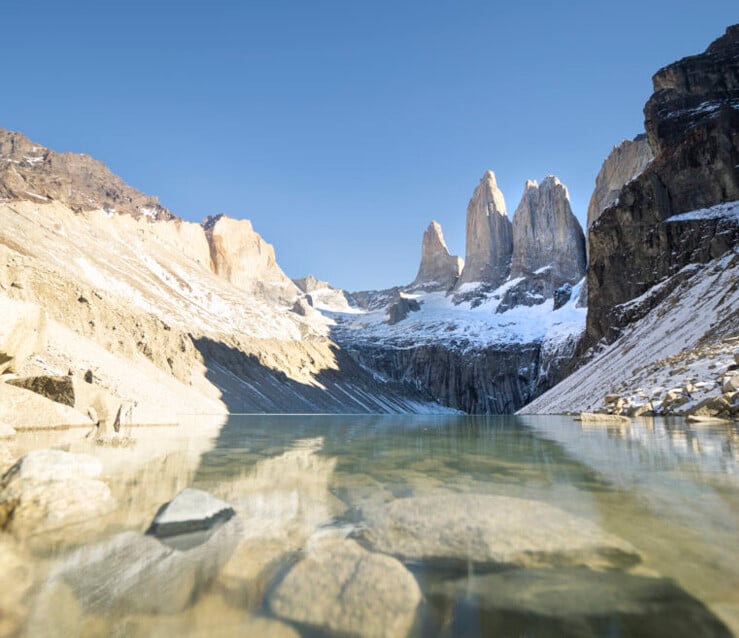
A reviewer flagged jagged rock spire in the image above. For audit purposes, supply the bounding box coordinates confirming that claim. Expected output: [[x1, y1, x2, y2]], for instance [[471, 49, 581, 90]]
[[456, 170, 513, 288], [510, 176, 586, 284], [411, 221, 463, 291]]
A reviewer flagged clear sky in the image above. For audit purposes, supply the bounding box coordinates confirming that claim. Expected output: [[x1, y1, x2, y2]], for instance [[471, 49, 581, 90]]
[[2, 1, 736, 290]]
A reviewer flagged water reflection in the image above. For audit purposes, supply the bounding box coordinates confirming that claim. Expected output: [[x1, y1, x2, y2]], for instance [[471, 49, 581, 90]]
[[14, 415, 739, 637]]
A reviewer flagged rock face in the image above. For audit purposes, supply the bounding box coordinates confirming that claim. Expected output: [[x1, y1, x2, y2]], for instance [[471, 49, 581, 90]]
[[0, 129, 174, 221], [362, 493, 640, 569], [269, 538, 422, 638], [6, 375, 76, 407], [0, 383, 92, 430], [586, 25, 739, 347], [456, 170, 513, 288], [410, 221, 463, 291], [202, 214, 296, 298], [510, 177, 586, 285], [587, 135, 653, 229], [0, 298, 46, 374]]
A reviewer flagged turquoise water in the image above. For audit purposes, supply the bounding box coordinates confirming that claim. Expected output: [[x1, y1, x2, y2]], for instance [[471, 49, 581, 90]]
[[22, 415, 739, 637]]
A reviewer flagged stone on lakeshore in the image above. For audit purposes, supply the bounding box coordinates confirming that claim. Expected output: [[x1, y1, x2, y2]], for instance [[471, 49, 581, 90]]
[[0, 382, 92, 431], [0, 449, 114, 546], [579, 412, 631, 424], [147, 487, 235, 540], [6, 375, 75, 407], [688, 396, 731, 417], [362, 493, 640, 570], [686, 415, 732, 425], [431, 568, 731, 638], [0, 298, 47, 374], [269, 538, 421, 638], [722, 373, 739, 393]]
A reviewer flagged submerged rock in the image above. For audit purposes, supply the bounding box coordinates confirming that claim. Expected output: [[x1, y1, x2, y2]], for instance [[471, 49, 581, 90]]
[[269, 538, 421, 638], [362, 493, 640, 569], [430, 568, 731, 638], [0, 449, 114, 546], [44, 495, 242, 615], [147, 488, 235, 541]]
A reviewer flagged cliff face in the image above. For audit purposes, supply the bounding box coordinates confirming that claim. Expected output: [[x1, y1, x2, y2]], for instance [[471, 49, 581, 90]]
[[203, 214, 297, 300], [510, 176, 586, 284], [456, 171, 513, 288], [586, 25, 739, 347], [586, 135, 653, 229], [410, 221, 463, 291]]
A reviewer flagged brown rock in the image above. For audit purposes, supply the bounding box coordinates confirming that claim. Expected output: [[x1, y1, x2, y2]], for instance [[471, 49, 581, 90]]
[[6, 375, 75, 407]]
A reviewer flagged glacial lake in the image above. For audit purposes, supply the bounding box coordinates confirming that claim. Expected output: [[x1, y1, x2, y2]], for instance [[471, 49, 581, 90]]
[[17, 415, 739, 637]]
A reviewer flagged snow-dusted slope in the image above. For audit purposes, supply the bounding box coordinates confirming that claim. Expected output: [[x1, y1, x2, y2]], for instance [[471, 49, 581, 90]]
[[330, 280, 585, 354], [520, 206, 739, 416]]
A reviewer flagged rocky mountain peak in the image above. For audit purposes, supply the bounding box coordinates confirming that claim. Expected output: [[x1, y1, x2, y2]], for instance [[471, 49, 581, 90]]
[[456, 170, 513, 288], [510, 175, 586, 285], [0, 129, 175, 222], [410, 221, 463, 291], [587, 135, 653, 229]]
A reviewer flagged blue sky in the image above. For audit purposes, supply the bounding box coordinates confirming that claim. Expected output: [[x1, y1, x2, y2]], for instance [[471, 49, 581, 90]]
[[2, 1, 736, 290]]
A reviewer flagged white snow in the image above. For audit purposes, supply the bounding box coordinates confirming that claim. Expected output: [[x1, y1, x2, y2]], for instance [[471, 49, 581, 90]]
[[329, 278, 586, 354], [520, 249, 739, 415], [666, 200, 739, 223]]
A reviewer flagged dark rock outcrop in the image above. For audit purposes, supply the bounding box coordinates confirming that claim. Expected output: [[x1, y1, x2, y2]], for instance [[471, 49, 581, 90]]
[[410, 221, 463, 291], [456, 171, 513, 288], [386, 295, 421, 325], [6, 376, 76, 407], [510, 177, 586, 284], [0, 129, 175, 221], [586, 25, 739, 347], [587, 135, 654, 229]]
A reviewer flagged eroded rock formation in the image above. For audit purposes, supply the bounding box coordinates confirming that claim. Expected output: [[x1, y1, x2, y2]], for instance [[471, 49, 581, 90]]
[[456, 170, 513, 288], [410, 221, 463, 291], [510, 176, 586, 284]]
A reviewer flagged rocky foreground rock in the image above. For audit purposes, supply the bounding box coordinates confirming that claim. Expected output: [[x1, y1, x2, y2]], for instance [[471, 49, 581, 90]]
[[269, 537, 421, 638]]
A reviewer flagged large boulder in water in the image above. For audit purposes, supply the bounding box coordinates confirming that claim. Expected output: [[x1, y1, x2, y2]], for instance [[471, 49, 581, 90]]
[[361, 493, 640, 569], [269, 537, 421, 638]]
